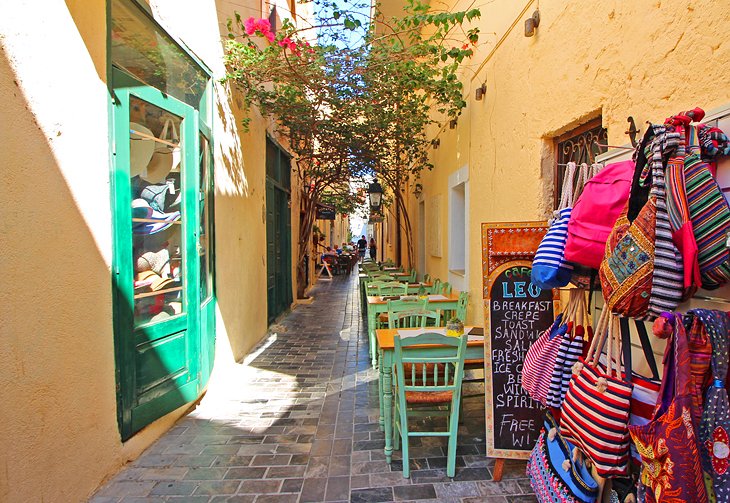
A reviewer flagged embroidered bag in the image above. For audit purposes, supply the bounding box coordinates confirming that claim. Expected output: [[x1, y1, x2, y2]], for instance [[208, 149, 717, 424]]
[[564, 160, 634, 270], [600, 126, 684, 320], [522, 305, 571, 406], [528, 412, 599, 503], [695, 310, 730, 501], [629, 312, 709, 503], [560, 309, 634, 477], [533, 162, 583, 289]]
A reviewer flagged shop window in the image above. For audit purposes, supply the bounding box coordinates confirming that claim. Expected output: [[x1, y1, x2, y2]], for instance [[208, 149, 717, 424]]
[[129, 96, 185, 325], [111, 0, 208, 108], [553, 119, 607, 209]]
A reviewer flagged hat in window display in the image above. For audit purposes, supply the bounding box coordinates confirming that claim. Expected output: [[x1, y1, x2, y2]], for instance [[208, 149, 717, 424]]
[[135, 270, 176, 292], [132, 198, 180, 235], [144, 118, 181, 184], [136, 247, 170, 276], [129, 122, 155, 178]]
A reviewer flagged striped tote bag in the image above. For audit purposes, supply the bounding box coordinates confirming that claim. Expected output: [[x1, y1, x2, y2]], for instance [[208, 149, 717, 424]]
[[686, 125, 730, 289], [545, 290, 589, 410], [560, 309, 634, 477], [522, 313, 569, 406], [645, 125, 684, 319], [532, 162, 583, 290]]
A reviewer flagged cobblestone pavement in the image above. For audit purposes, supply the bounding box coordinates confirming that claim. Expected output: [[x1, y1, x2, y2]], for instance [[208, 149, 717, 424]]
[[91, 274, 536, 502]]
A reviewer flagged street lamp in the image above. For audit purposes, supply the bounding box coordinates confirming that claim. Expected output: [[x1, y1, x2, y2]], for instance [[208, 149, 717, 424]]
[[368, 179, 383, 212]]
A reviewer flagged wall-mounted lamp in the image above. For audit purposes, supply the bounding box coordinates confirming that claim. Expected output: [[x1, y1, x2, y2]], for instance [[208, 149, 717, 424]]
[[524, 9, 540, 37], [449, 119, 458, 129], [413, 182, 423, 200], [475, 83, 487, 100], [431, 138, 440, 149], [368, 179, 383, 212]]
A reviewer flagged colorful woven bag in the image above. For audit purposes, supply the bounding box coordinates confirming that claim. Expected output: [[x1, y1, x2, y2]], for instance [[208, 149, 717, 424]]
[[686, 124, 730, 289], [528, 412, 599, 503], [533, 162, 583, 290], [599, 126, 684, 320], [629, 312, 709, 503], [560, 309, 634, 477], [695, 309, 730, 502]]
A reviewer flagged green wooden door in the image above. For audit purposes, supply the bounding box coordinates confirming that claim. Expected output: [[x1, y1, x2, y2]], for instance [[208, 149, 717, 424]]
[[266, 141, 292, 323], [112, 69, 201, 439]]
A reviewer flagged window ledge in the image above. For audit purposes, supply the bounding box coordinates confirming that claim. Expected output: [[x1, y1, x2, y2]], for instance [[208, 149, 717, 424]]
[[449, 269, 465, 277]]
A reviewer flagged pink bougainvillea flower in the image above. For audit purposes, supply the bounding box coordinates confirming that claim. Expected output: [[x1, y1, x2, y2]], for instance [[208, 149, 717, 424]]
[[265, 31, 275, 43], [287, 40, 297, 51], [243, 17, 257, 35], [278, 37, 292, 48]]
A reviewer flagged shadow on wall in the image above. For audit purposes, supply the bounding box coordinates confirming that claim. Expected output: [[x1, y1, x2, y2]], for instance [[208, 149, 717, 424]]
[[0, 35, 189, 503]]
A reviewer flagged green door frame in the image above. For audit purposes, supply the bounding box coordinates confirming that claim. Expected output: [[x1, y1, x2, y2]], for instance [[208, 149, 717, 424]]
[[111, 68, 201, 440]]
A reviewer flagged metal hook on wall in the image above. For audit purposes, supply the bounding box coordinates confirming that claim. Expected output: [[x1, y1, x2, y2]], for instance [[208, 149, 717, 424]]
[[625, 116, 640, 147]]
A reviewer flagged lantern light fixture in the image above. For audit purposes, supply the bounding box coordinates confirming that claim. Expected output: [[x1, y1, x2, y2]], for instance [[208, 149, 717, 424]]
[[475, 82, 487, 100], [367, 179, 383, 211]]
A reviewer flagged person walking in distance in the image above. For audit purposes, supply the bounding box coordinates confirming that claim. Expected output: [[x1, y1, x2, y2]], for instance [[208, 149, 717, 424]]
[[369, 238, 377, 261], [357, 235, 367, 262]]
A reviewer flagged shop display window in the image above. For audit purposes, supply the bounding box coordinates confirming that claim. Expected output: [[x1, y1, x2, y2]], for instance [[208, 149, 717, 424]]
[[129, 96, 185, 325]]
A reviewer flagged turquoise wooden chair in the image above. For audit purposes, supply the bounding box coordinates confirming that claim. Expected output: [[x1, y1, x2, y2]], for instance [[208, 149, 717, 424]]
[[392, 332, 468, 478], [407, 268, 417, 282], [388, 306, 441, 330], [423, 273, 431, 284], [377, 281, 408, 296], [455, 291, 468, 321], [440, 282, 452, 296], [431, 278, 442, 294]]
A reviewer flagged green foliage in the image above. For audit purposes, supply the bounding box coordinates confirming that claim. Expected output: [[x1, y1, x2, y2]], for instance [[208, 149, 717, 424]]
[[222, 0, 479, 290]]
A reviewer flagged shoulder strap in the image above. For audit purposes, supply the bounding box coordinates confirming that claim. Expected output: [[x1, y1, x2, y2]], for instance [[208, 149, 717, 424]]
[[627, 127, 654, 221]]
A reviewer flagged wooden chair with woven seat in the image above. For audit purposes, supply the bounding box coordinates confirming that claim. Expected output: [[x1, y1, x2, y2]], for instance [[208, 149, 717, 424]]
[[392, 332, 468, 478]]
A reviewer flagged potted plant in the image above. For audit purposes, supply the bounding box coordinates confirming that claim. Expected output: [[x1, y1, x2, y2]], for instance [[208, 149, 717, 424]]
[[446, 317, 464, 337]]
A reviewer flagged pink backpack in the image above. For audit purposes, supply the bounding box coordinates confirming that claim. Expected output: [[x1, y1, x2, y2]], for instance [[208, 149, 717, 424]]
[[563, 160, 635, 269]]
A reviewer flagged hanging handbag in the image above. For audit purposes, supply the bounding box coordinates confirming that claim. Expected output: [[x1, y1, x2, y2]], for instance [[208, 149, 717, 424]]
[[662, 118, 701, 300], [564, 160, 634, 270], [685, 122, 730, 289], [599, 125, 684, 320], [629, 312, 709, 503], [560, 309, 634, 477], [528, 412, 599, 503], [696, 309, 730, 502], [546, 290, 589, 411], [533, 162, 583, 290], [522, 299, 573, 406]]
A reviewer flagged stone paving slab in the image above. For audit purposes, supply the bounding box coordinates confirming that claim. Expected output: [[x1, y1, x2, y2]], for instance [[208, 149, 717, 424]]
[[90, 274, 535, 502]]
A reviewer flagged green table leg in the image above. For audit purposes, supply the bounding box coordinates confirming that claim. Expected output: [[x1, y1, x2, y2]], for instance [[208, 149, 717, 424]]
[[381, 356, 393, 464], [367, 306, 378, 368]]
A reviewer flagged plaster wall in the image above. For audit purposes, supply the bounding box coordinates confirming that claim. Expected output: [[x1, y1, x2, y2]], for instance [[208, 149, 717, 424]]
[[0, 0, 291, 500], [414, 0, 730, 325]]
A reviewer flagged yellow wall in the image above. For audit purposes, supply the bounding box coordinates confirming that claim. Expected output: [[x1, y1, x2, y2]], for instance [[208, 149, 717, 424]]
[[410, 0, 730, 325], [0, 0, 303, 500]]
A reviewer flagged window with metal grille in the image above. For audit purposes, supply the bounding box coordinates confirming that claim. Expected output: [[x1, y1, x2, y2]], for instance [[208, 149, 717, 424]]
[[553, 118, 608, 208]]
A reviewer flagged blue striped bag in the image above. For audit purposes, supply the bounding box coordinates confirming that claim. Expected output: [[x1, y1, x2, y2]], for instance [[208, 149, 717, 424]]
[[533, 162, 585, 289]]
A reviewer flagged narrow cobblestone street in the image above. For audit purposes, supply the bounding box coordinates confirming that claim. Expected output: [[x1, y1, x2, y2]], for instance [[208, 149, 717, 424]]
[[91, 275, 535, 503]]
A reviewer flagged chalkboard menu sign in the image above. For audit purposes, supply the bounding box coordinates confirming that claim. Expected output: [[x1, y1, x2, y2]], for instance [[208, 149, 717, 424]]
[[484, 261, 555, 457], [481, 222, 555, 459]]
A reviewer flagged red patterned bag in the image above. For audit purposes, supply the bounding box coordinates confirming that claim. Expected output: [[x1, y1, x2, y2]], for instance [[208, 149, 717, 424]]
[[629, 313, 708, 503], [560, 309, 634, 477]]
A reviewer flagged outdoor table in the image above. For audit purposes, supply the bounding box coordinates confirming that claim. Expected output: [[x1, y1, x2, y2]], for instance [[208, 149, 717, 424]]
[[365, 281, 433, 295], [365, 292, 460, 368], [375, 326, 485, 463]]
